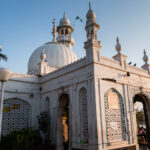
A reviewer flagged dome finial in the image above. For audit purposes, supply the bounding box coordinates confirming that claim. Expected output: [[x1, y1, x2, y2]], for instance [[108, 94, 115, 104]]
[[116, 36, 119, 43], [89, 2, 91, 10], [143, 49, 148, 64], [115, 36, 122, 54], [40, 48, 46, 62], [86, 2, 96, 20], [64, 12, 66, 18], [59, 12, 70, 26], [144, 49, 146, 55]]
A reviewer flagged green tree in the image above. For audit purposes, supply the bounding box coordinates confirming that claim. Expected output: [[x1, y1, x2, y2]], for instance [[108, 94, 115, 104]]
[[37, 111, 50, 144], [136, 110, 145, 125], [0, 45, 7, 61], [0, 127, 42, 150]]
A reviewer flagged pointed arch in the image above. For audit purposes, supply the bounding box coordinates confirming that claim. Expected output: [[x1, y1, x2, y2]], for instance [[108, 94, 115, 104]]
[[104, 88, 126, 143], [133, 93, 150, 146], [79, 87, 88, 143]]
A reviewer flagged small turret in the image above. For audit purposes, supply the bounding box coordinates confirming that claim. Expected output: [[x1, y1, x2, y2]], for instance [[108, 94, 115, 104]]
[[84, 2, 101, 63], [85, 2, 99, 41], [57, 12, 74, 47]]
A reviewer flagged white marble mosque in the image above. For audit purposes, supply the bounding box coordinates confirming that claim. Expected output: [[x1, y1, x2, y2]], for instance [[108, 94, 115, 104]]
[[1, 2, 150, 150]]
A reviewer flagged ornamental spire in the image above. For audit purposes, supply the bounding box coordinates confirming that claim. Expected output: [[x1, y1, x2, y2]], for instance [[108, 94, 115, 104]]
[[143, 49, 148, 64], [89, 2, 91, 10], [40, 48, 46, 62], [64, 12, 66, 18], [115, 37, 122, 54]]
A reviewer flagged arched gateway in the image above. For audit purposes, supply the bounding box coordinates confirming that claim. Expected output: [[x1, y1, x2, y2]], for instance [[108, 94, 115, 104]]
[[57, 94, 70, 150], [133, 93, 150, 148]]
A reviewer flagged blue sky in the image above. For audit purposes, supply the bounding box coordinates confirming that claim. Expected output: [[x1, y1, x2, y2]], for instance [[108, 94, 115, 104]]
[[0, 0, 150, 73]]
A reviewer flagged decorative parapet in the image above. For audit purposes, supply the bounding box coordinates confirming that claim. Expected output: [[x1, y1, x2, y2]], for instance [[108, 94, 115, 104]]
[[42, 57, 86, 81], [98, 56, 121, 70], [27, 68, 39, 75], [11, 72, 39, 83], [28, 65, 58, 76], [100, 56, 120, 65], [100, 55, 150, 77], [127, 64, 148, 76], [12, 73, 35, 78], [27, 53, 150, 84]]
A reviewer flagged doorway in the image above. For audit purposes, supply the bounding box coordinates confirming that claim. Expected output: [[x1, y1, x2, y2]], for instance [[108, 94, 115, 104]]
[[60, 94, 69, 150], [133, 94, 150, 147]]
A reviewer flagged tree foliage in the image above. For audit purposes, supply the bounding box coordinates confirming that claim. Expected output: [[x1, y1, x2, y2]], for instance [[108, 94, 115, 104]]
[[136, 110, 145, 125], [0, 127, 42, 150], [0, 47, 7, 61], [37, 111, 49, 133]]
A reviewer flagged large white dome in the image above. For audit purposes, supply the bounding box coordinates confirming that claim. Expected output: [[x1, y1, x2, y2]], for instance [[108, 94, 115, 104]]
[[28, 42, 78, 72]]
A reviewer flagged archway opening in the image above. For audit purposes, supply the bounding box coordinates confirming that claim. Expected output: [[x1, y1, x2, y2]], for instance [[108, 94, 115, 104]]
[[133, 94, 150, 146], [60, 94, 69, 150]]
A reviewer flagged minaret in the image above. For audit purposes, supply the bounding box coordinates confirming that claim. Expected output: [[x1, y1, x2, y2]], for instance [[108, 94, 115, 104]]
[[113, 37, 127, 69], [84, 2, 101, 63], [141, 49, 150, 73], [57, 12, 74, 47], [52, 19, 57, 42]]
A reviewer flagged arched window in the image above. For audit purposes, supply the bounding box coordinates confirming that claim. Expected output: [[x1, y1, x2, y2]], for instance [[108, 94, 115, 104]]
[[65, 29, 68, 35], [2, 98, 31, 135], [61, 30, 64, 35], [104, 89, 126, 143], [79, 88, 88, 143]]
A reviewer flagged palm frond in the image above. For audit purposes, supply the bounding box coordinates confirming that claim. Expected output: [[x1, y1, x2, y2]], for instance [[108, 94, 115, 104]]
[[0, 53, 7, 61]]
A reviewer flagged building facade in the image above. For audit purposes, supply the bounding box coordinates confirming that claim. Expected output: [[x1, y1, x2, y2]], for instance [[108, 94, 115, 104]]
[[1, 3, 150, 150]]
